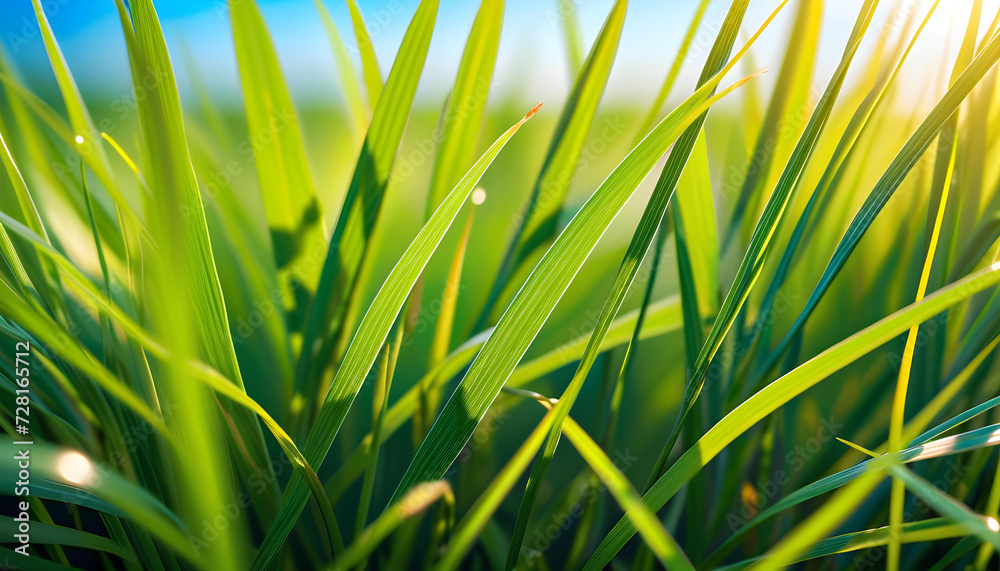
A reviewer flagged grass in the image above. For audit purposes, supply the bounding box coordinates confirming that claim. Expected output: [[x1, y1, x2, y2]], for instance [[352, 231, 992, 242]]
[[1, 0, 1000, 569]]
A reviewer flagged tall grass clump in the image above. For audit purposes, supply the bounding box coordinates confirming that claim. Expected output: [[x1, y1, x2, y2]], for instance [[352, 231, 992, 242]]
[[2, 0, 1000, 569]]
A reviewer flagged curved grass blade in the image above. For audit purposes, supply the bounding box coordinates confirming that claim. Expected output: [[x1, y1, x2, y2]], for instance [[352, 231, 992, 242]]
[[323, 295, 682, 502], [314, 0, 369, 137], [424, 0, 503, 214], [251, 103, 540, 570], [584, 263, 1000, 570], [328, 482, 452, 571], [296, 0, 437, 400], [475, 0, 627, 328], [344, 0, 384, 108]]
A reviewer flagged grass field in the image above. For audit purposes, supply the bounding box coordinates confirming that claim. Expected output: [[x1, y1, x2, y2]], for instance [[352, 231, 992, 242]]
[[2, 0, 1000, 569]]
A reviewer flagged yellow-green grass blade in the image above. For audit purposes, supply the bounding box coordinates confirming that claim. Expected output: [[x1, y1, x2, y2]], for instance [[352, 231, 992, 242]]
[[584, 262, 1000, 570], [251, 103, 539, 570], [28, 0, 143, 234], [113, 0, 274, 465], [645, 0, 880, 490], [673, 131, 719, 319], [230, 0, 328, 336], [761, 18, 1000, 381], [717, 518, 970, 570], [424, 0, 504, 214], [887, 114, 959, 571], [503, 0, 755, 564], [393, 27, 768, 504], [472, 0, 627, 330], [559, 0, 585, 75], [314, 0, 369, 137], [296, 0, 438, 398], [0, 439, 200, 567], [328, 482, 452, 571], [323, 295, 682, 502], [345, 0, 384, 108], [560, 415, 693, 571], [632, 0, 711, 144], [723, 0, 822, 249], [115, 1, 275, 566]]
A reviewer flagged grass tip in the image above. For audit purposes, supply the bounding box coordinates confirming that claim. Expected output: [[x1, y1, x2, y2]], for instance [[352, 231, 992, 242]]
[[525, 102, 543, 119]]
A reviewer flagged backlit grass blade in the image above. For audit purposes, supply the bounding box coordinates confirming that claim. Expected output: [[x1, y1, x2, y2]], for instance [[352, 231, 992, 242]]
[[886, 116, 959, 571], [345, 0, 384, 108], [560, 414, 693, 571], [230, 0, 328, 334], [28, 0, 142, 233], [314, 0, 369, 137], [392, 24, 770, 502], [584, 263, 1000, 570], [475, 0, 627, 326], [424, 0, 503, 213], [328, 482, 452, 571], [295, 0, 438, 400], [251, 103, 539, 570], [718, 518, 968, 570]]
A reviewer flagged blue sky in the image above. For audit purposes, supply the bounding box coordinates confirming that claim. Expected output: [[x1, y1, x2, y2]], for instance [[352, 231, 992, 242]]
[[2, 1, 997, 109]]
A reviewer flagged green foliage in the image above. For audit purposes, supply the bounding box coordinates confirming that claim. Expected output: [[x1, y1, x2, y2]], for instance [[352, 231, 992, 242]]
[[2, 1, 1000, 570]]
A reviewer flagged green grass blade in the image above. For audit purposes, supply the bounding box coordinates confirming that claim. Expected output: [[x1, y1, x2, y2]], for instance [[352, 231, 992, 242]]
[[645, 0, 885, 489], [230, 0, 328, 334], [296, 0, 438, 400], [762, 21, 1000, 378], [503, 1, 753, 564], [345, 0, 384, 108], [314, 0, 370, 137], [424, 0, 504, 214], [475, 0, 627, 326]]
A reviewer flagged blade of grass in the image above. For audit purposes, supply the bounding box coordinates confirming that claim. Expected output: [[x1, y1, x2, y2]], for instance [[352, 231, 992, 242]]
[[314, 0, 370, 137], [345, 0, 384, 108], [229, 0, 328, 335]]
